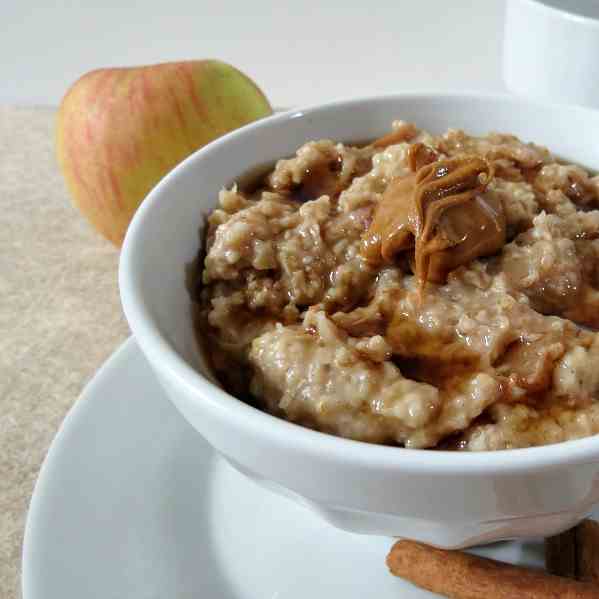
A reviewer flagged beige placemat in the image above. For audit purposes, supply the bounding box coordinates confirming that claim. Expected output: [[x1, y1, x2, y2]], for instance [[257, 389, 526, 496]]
[[0, 106, 130, 599]]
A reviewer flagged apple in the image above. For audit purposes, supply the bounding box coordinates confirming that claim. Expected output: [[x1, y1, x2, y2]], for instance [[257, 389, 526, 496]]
[[56, 60, 272, 246]]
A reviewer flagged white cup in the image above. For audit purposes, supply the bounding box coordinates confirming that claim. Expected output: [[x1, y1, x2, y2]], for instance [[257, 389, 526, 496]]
[[504, 0, 599, 109]]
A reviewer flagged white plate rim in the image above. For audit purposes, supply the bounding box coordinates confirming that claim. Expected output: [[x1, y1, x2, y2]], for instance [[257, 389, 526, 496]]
[[21, 338, 137, 599]]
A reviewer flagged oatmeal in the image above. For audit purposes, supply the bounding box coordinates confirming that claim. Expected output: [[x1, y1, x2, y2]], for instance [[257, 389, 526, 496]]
[[196, 120, 599, 450]]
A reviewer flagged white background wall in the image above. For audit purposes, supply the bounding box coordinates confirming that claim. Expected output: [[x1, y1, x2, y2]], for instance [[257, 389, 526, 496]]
[[5, 0, 507, 108]]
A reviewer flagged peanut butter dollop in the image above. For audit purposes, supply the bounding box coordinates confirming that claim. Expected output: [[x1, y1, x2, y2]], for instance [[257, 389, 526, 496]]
[[362, 151, 505, 288]]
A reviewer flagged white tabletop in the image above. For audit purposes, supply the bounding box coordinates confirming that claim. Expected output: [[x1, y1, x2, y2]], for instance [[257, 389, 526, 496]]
[[6, 0, 507, 107]]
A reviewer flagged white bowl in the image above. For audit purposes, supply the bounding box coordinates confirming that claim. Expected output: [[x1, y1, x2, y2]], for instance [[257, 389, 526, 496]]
[[120, 93, 599, 549], [504, 0, 599, 108]]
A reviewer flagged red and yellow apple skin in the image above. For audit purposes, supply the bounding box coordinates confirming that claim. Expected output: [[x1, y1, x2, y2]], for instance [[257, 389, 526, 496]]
[[57, 60, 272, 246]]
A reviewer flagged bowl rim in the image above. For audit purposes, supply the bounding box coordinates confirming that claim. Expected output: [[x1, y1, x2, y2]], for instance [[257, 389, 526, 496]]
[[120, 90, 599, 475]]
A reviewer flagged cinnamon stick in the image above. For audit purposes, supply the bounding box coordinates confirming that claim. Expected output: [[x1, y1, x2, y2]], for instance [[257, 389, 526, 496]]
[[577, 520, 599, 583], [387, 539, 599, 598], [546, 519, 599, 583], [546, 526, 577, 579]]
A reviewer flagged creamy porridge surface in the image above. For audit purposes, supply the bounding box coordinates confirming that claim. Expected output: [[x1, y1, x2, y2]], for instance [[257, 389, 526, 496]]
[[196, 121, 599, 450]]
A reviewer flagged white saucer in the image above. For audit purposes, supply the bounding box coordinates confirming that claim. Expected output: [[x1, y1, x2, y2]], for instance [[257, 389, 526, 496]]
[[23, 338, 564, 598]]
